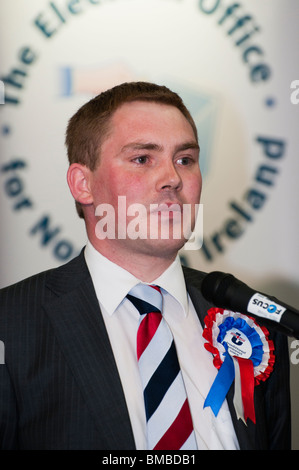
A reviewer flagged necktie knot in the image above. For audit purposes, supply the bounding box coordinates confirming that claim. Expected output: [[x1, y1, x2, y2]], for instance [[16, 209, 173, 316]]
[[127, 284, 163, 315]]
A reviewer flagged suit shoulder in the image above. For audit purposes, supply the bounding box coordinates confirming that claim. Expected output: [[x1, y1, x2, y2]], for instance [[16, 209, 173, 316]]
[[182, 265, 207, 289], [0, 267, 53, 298], [0, 250, 86, 305]]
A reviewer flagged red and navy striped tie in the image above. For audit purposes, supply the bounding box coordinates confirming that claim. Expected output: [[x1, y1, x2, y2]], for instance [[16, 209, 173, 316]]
[[127, 284, 197, 450]]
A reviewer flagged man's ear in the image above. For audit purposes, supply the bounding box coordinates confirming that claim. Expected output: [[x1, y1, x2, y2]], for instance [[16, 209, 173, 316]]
[[67, 163, 93, 206]]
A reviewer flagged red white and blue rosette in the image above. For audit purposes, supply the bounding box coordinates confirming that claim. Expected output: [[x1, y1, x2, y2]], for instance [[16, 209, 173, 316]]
[[202, 308, 275, 424]]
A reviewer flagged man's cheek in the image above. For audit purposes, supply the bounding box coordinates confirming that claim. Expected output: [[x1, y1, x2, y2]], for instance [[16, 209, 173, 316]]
[[190, 176, 202, 203]]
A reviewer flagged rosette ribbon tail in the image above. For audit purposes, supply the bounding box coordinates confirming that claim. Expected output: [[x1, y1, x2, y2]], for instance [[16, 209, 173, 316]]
[[204, 353, 235, 416], [234, 357, 256, 424]]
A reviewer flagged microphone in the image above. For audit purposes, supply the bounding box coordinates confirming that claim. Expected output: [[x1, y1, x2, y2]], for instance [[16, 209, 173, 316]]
[[201, 271, 299, 338]]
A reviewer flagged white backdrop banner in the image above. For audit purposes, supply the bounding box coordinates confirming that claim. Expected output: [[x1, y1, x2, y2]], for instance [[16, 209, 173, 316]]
[[0, 0, 299, 442]]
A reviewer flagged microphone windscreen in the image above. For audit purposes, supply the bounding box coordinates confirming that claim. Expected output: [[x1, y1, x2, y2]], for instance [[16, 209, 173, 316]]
[[202, 271, 235, 305]]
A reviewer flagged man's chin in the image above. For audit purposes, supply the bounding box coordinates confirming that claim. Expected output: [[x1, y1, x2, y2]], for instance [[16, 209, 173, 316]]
[[123, 237, 187, 259]]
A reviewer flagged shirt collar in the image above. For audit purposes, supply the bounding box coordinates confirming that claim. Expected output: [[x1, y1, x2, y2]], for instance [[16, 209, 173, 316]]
[[84, 240, 188, 316], [153, 256, 188, 315]]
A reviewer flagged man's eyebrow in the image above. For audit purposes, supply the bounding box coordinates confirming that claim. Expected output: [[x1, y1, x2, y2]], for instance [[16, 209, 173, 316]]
[[175, 141, 200, 153], [121, 142, 163, 152], [121, 141, 200, 153]]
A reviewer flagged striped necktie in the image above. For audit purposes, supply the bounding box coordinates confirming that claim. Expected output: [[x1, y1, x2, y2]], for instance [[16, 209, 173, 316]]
[[127, 283, 197, 450]]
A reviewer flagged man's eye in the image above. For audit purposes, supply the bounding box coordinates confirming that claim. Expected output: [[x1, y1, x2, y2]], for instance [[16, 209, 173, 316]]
[[177, 156, 193, 166], [133, 156, 149, 164]]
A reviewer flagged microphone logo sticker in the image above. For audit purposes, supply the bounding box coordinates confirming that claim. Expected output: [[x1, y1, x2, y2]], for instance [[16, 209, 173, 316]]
[[248, 293, 286, 323], [267, 304, 278, 314]]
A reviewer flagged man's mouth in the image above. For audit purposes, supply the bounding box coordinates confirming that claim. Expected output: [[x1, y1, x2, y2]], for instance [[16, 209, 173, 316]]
[[149, 202, 183, 214]]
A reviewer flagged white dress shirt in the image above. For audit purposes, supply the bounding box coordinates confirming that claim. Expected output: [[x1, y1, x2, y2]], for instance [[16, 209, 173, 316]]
[[84, 240, 239, 450]]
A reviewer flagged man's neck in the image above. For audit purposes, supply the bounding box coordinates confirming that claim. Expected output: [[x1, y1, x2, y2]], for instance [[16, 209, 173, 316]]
[[87, 236, 178, 283]]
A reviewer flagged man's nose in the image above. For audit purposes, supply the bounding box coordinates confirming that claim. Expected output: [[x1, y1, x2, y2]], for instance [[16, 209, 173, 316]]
[[155, 161, 182, 192]]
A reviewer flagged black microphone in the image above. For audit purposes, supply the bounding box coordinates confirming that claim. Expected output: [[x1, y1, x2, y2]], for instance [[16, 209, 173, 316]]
[[201, 271, 299, 338]]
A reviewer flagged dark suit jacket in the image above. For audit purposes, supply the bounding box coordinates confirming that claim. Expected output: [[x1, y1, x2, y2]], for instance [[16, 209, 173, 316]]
[[0, 250, 291, 450]]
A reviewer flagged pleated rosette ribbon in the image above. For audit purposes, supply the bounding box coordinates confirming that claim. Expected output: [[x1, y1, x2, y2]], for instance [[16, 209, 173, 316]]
[[202, 308, 275, 424]]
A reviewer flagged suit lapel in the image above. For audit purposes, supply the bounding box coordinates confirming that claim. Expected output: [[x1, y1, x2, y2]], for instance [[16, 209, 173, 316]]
[[43, 252, 135, 450], [183, 266, 256, 450]]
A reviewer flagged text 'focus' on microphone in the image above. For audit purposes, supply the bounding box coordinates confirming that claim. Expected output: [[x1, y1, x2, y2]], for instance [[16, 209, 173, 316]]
[[201, 271, 299, 338]]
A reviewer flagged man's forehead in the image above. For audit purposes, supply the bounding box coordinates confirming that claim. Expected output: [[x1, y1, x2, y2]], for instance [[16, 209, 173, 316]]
[[109, 100, 197, 140]]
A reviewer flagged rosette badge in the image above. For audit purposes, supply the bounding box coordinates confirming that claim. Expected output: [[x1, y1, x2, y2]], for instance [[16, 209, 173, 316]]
[[202, 308, 275, 424]]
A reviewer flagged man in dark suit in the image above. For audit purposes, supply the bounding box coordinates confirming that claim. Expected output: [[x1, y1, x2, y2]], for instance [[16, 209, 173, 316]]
[[0, 82, 291, 450]]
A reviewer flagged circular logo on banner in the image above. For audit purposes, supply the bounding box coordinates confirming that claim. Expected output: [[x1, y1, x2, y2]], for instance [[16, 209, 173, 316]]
[[0, 0, 289, 284]]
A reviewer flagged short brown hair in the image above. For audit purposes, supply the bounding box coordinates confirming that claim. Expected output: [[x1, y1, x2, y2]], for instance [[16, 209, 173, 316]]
[[65, 81, 198, 218]]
